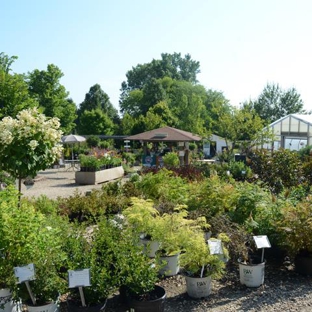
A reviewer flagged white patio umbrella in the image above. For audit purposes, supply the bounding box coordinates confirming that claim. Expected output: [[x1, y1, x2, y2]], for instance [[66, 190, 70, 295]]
[[61, 134, 86, 160]]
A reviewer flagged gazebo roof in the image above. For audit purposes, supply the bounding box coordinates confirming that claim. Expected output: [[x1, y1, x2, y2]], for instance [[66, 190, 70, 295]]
[[125, 126, 202, 142]]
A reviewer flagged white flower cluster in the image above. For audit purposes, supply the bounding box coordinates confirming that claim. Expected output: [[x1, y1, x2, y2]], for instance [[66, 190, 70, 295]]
[[0, 107, 64, 170]]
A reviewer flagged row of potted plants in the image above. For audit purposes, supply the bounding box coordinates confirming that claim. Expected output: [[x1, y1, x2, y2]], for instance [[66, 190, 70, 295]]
[[0, 185, 233, 312]]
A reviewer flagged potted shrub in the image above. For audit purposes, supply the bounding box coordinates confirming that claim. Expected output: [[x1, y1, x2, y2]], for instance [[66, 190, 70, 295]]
[[123, 197, 161, 258], [114, 223, 166, 312], [65, 220, 120, 312], [0, 190, 68, 312], [0, 187, 21, 312], [16, 213, 69, 312], [180, 232, 229, 298], [152, 206, 199, 277], [275, 200, 312, 274]]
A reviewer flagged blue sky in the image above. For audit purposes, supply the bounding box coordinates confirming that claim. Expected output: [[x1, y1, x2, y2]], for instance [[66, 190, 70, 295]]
[[2, 0, 312, 112]]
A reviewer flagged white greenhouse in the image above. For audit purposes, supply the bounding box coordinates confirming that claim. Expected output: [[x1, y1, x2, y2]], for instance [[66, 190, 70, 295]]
[[263, 114, 312, 151]]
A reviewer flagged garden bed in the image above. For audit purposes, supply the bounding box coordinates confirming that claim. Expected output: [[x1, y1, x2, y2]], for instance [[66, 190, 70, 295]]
[[75, 166, 124, 185]]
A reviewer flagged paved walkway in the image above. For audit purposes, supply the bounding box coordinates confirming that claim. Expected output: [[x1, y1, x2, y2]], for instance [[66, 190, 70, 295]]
[[20, 167, 111, 200]]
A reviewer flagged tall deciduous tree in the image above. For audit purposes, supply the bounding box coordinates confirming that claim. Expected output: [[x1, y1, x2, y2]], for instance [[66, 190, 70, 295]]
[[216, 105, 273, 155], [0, 53, 37, 119], [0, 52, 18, 73], [252, 83, 305, 123], [0, 70, 37, 119], [120, 52, 200, 114], [27, 64, 77, 133]]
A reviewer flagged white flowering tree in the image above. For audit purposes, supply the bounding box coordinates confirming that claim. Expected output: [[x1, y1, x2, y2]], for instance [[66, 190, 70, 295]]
[[0, 107, 63, 194]]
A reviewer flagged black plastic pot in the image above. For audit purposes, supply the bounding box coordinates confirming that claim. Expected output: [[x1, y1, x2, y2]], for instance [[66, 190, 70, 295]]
[[295, 254, 312, 275], [125, 285, 166, 312], [67, 298, 107, 312]]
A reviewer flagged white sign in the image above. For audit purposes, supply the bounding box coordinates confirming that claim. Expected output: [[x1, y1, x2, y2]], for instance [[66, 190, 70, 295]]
[[179, 151, 185, 157], [208, 239, 223, 255], [68, 269, 91, 288], [14, 263, 35, 283], [253, 235, 271, 249]]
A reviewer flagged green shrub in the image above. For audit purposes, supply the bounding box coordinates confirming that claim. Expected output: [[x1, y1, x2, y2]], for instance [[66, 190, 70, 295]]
[[162, 152, 179, 167], [86, 135, 100, 147], [250, 149, 303, 194], [136, 168, 189, 205]]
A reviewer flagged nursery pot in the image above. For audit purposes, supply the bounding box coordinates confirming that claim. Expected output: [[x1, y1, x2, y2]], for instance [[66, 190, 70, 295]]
[[239, 261, 265, 287], [140, 238, 160, 258], [67, 298, 107, 312], [158, 253, 180, 276], [185, 276, 212, 298], [26, 301, 59, 312], [126, 285, 166, 312], [0, 288, 15, 312], [294, 254, 312, 275]]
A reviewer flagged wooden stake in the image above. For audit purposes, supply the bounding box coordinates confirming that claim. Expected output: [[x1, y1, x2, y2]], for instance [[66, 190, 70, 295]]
[[25, 281, 36, 305], [79, 286, 86, 307]]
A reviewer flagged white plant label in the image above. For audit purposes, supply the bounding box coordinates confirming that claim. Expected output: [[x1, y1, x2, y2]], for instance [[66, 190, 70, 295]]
[[68, 269, 91, 288], [208, 239, 223, 255], [253, 235, 271, 249], [14, 263, 35, 283]]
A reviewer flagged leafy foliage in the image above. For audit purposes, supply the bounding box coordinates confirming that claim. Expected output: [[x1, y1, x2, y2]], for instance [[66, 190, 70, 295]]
[[250, 149, 303, 194], [251, 83, 305, 123]]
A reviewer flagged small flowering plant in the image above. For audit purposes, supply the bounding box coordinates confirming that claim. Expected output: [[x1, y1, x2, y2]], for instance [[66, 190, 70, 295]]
[[0, 108, 63, 192]]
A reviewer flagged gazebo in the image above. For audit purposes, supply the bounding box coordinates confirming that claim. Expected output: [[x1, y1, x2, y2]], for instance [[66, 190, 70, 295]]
[[124, 126, 202, 166]]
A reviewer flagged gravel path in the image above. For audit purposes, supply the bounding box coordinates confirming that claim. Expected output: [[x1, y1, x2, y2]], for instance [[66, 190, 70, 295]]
[[106, 262, 312, 311]]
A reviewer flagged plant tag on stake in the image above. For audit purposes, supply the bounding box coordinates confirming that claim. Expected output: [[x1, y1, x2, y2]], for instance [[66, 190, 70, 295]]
[[14, 264, 36, 305], [253, 235, 271, 263], [68, 269, 91, 307]]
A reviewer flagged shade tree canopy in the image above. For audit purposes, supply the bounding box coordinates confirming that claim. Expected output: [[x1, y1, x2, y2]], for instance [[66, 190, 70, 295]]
[[27, 64, 77, 133], [251, 83, 306, 123], [0, 53, 37, 119], [120, 52, 200, 112]]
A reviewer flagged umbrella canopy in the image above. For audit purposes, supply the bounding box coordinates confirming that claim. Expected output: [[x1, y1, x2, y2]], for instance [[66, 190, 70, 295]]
[[61, 134, 86, 144], [61, 135, 86, 160]]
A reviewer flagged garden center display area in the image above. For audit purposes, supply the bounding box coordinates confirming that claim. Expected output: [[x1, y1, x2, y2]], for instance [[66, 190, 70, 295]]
[[2, 110, 312, 311]]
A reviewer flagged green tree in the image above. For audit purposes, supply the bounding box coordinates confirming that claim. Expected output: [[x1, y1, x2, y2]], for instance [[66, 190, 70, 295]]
[[0, 70, 37, 119], [0, 53, 37, 119], [77, 109, 115, 135], [252, 83, 305, 123], [78, 84, 119, 121], [0, 52, 18, 73], [77, 84, 120, 134], [204, 89, 231, 133], [120, 53, 200, 114], [216, 105, 272, 155], [27, 64, 77, 133], [168, 80, 208, 136]]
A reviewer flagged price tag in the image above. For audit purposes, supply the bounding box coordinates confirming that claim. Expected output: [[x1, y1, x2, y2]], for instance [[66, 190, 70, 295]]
[[68, 269, 91, 288], [253, 235, 271, 249], [14, 263, 35, 283], [208, 239, 223, 255]]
